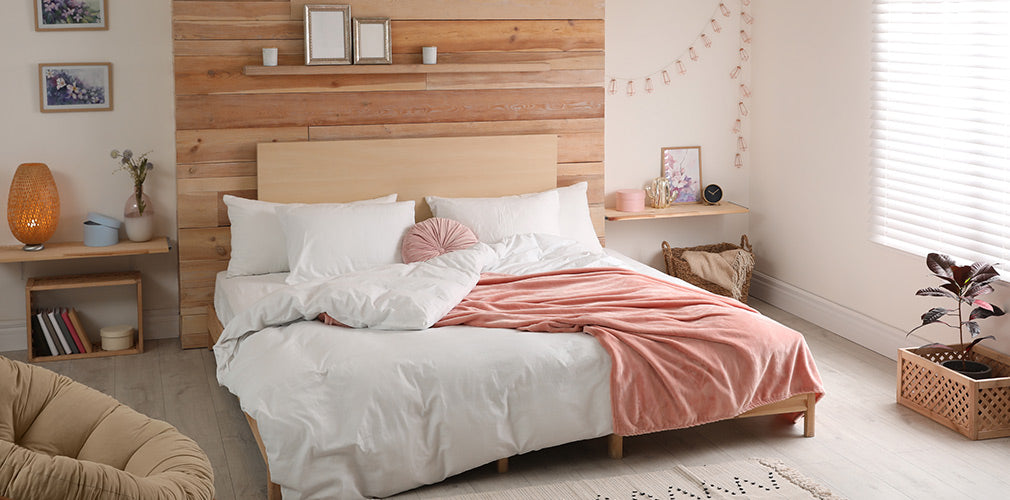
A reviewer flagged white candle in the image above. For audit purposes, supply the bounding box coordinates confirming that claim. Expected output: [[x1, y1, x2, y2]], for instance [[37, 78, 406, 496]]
[[262, 47, 279, 67], [422, 46, 437, 65]]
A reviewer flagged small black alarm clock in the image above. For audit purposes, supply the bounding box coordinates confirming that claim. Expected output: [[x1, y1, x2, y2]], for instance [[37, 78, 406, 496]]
[[703, 184, 723, 205]]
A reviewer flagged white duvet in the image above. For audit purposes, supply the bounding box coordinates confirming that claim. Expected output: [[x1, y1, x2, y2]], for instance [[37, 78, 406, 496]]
[[214, 235, 680, 499]]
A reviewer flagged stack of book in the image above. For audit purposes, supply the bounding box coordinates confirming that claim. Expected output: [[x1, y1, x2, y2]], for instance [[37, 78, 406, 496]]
[[31, 308, 94, 357]]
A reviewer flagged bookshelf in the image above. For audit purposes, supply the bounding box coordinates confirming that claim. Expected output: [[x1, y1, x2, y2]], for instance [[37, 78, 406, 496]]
[[26, 272, 144, 362]]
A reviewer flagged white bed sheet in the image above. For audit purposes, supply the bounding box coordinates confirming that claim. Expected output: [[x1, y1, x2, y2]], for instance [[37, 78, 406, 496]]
[[213, 237, 701, 499], [214, 271, 288, 326]]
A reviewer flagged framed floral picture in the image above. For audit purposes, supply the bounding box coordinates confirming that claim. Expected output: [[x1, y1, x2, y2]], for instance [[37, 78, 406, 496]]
[[35, 0, 108, 31], [660, 146, 703, 204], [39, 63, 113, 113]]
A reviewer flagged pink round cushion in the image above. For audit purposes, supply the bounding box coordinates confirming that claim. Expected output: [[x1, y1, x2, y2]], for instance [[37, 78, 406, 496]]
[[401, 217, 480, 264]]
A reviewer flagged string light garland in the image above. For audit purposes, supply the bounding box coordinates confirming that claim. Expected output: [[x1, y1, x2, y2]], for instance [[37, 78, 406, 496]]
[[606, 0, 753, 169], [733, 0, 752, 168]]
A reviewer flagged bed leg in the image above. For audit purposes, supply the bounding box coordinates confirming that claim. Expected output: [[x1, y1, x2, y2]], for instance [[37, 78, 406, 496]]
[[268, 481, 282, 500], [608, 434, 623, 459], [496, 458, 509, 473], [803, 393, 816, 437]]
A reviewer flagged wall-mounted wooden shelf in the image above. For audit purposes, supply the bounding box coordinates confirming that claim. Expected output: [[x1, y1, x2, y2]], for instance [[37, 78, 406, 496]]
[[604, 202, 749, 221], [242, 62, 552, 76], [0, 237, 170, 263]]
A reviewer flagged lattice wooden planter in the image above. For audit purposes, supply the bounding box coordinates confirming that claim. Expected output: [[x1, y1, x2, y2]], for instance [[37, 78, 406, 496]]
[[897, 344, 1010, 440]]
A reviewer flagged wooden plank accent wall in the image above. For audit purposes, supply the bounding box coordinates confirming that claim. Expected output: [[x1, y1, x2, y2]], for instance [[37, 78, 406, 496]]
[[173, 0, 605, 349]]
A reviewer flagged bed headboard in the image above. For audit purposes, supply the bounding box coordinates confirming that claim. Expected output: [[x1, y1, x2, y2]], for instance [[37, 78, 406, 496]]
[[257, 135, 559, 221]]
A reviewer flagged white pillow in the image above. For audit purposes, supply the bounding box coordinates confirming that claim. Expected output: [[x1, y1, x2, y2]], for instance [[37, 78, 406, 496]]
[[425, 184, 602, 251], [224, 194, 396, 277], [277, 201, 416, 285], [426, 190, 561, 243], [555, 182, 603, 252]]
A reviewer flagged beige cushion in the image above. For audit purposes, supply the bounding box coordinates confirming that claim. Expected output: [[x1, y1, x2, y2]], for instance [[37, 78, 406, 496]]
[[0, 356, 214, 500]]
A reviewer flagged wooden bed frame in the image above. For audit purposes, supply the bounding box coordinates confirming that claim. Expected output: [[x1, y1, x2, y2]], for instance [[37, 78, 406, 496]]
[[205, 135, 817, 499]]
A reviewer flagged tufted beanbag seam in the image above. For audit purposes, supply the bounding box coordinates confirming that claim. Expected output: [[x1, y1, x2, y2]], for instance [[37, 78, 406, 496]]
[[21, 380, 119, 460], [2, 441, 144, 499]]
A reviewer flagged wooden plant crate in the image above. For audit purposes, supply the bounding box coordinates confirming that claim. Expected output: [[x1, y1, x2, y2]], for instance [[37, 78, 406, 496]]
[[897, 344, 1010, 440]]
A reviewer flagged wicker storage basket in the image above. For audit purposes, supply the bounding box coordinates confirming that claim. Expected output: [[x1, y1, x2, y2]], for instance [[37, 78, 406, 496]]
[[662, 235, 754, 303], [897, 344, 1010, 440]]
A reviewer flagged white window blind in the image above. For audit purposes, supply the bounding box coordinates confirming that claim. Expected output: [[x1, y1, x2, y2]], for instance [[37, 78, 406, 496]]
[[871, 0, 1010, 266]]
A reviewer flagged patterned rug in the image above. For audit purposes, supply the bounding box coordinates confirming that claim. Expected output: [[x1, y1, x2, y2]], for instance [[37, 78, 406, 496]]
[[448, 458, 845, 499]]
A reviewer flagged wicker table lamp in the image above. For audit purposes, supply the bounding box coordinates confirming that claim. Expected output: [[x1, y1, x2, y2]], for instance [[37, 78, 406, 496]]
[[7, 163, 60, 251]]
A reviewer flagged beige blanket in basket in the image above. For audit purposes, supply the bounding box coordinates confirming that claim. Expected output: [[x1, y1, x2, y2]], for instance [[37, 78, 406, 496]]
[[682, 249, 754, 301]]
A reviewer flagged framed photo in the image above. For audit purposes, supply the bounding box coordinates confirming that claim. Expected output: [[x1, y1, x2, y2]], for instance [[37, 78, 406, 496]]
[[35, 0, 108, 31], [353, 17, 392, 65], [305, 4, 352, 65], [39, 63, 113, 113], [661, 146, 702, 203]]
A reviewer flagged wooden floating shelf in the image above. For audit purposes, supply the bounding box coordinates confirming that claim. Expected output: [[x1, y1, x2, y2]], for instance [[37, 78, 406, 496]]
[[243, 62, 552, 76], [0, 237, 170, 264], [604, 202, 749, 221]]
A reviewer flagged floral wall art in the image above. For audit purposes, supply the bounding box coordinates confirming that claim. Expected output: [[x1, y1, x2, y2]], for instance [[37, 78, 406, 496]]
[[661, 146, 702, 203], [35, 0, 108, 31], [39, 63, 113, 112]]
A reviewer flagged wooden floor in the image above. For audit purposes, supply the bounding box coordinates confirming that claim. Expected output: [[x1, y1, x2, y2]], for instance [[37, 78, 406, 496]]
[[4, 299, 1009, 499]]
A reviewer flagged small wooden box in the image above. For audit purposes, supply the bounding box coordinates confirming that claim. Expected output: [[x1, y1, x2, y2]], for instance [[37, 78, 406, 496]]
[[897, 344, 1010, 440]]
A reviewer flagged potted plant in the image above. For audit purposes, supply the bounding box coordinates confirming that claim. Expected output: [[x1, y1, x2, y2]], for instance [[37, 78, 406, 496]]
[[907, 253, 1005, 379]]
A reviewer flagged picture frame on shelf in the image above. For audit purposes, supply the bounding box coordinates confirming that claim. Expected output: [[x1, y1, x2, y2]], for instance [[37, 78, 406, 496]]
[[35, 0, 108, 31], [38, 63, 113, 113], [305, 4, 352, 65], [353, 17, 392, 65], [660, 146, 703, 204]]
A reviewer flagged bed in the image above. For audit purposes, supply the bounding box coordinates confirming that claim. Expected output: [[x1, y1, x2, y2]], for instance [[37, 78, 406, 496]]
[[206, 135, 823, 499]]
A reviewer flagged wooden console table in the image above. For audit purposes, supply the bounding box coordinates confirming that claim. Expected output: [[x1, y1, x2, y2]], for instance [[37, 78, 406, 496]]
[[0, 238, 171, 362]]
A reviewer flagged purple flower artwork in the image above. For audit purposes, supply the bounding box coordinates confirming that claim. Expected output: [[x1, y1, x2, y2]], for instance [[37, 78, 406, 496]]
[[661, 147, 702, 203], [39, 64, 113, 113], [45, 69, 104, 105], [36, 0, 106, 30]]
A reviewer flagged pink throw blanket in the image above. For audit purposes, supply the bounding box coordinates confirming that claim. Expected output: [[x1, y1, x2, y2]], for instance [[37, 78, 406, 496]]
[[433, 267, 824, 436]]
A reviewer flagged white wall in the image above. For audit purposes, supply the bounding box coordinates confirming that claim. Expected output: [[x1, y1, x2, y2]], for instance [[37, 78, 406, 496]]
[[749, 0, 1010, 356], [0, 0, 177, 350], [605, 0, 750, 269]]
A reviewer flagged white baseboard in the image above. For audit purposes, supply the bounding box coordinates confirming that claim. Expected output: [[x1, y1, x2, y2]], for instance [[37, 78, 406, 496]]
[[0, 307, 179, 352], [749, 271, 925, 361]]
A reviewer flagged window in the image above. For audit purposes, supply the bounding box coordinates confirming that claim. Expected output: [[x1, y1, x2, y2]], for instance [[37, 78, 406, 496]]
[[871, 0, 1010, 265]]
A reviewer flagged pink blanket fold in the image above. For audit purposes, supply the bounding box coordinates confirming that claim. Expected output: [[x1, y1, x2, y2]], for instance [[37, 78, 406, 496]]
[[434, 267, 824, 436]]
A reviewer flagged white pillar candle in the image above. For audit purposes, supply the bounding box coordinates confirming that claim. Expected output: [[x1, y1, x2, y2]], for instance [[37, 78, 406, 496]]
[[262, 47, 279, 67], [422, 46, 437, 65]]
